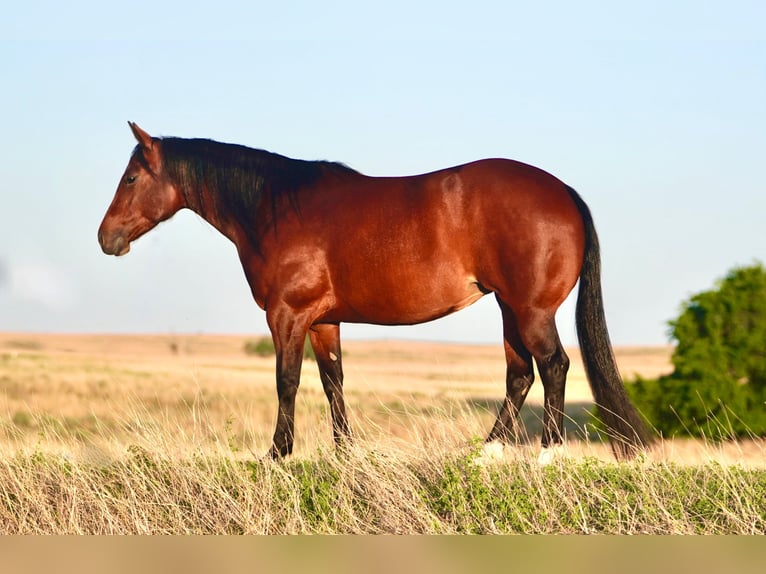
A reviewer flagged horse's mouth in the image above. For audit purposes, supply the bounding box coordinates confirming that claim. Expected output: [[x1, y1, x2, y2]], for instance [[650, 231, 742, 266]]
[[113, 242, 131, 256], [99, 233, 131, 256]]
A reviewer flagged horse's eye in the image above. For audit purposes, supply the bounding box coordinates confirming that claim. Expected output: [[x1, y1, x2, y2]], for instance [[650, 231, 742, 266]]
[[126, 175, 137, 185]]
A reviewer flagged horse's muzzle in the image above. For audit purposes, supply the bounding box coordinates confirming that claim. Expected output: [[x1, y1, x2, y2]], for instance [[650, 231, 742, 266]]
[[98, 230, 131, 256]]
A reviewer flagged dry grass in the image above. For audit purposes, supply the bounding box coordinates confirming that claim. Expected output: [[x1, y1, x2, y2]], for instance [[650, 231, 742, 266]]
[[0, 333, 764, 534]]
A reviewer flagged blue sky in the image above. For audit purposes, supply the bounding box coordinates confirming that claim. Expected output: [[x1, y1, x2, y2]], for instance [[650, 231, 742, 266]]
[[1, 1, 764, 346]]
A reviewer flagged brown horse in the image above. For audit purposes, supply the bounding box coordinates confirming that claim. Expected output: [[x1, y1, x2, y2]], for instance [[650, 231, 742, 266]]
[[98, 122, 651, 461]]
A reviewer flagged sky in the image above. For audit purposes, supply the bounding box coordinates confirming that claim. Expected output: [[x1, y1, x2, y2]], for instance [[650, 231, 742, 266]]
[[1, 0, 764, 347]]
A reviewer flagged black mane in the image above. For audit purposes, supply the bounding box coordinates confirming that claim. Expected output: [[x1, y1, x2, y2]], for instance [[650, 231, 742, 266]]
[[141, 137, 357, 243]]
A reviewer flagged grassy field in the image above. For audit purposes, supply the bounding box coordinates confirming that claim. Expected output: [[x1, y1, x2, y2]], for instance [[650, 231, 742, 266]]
[[0, 333, 764, 533]]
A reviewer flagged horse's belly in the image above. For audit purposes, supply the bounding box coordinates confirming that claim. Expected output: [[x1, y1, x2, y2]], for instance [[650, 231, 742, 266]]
[[334, 272, 486, 326]]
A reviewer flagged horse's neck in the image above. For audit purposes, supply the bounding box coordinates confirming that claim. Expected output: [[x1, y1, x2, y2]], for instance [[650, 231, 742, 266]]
[[187, 187, 245, 247]]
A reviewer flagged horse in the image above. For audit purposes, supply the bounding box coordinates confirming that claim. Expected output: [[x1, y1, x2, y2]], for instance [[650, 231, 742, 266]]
[[98, 122, 652, 461]]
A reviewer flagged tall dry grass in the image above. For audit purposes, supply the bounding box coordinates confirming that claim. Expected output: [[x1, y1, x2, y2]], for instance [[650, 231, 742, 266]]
[[0, 410, 763, 534], [0, 333, 764, 534]]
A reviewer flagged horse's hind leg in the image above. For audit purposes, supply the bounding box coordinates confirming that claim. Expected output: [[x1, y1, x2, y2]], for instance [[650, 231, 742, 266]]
[[516, 308, 570, 451], [486, 297, 535, 443], [308, 323, 351, 445]]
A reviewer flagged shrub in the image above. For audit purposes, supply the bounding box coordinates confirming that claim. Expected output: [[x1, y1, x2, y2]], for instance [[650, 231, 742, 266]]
[[243, 336, 316, 361], [628, 263, 766, 438]]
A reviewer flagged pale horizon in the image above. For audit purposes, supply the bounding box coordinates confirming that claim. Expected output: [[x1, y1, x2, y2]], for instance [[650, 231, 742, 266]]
[[2, 1, 764, 347]]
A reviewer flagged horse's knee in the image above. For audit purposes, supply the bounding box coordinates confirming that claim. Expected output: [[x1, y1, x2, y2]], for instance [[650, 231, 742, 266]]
[[538, 347, 570, 385], [509, 374, 534, 394]]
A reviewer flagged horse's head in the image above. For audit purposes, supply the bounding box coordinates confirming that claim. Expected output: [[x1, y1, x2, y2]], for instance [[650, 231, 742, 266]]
[[98, 122, 185, 256]]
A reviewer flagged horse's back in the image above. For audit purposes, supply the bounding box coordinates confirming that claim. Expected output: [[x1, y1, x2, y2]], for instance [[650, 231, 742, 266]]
[[285, 158, 585, 324]]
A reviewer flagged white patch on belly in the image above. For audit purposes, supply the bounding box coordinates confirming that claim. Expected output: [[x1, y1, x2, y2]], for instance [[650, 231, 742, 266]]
[[451, 275, 485, 312]]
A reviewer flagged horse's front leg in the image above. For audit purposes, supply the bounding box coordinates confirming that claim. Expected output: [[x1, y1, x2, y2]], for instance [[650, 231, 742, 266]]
[[308, 323, 351, 446], [267, 308, 312, 459]]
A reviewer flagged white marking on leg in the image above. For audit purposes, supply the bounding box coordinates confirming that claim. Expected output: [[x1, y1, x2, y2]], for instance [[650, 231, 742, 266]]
[[537, 444, 566, 466], [474, 441, 505, 466], [329, 352, 338, 361]]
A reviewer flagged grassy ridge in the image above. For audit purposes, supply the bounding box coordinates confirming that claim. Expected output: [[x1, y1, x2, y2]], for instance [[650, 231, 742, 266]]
[[1, 441, 763, 534], [1, 335, 764, 534]]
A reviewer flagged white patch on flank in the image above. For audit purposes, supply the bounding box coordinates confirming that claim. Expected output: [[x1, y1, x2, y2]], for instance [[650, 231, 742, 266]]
[[440, 173, 465, 226]]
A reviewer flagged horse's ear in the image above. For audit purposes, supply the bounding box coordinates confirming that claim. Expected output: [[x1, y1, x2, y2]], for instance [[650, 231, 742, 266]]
[[128, 122, 160, 170], [128, 122, 153, 149]]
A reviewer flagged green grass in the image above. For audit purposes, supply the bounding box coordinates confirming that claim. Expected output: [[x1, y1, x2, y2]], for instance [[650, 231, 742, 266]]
[[0, 440, 763, 534], [0, 335, 761, 534]]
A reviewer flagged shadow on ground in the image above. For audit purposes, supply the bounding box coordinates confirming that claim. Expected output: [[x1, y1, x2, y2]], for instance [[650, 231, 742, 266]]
[[465, 398, 601, 443]]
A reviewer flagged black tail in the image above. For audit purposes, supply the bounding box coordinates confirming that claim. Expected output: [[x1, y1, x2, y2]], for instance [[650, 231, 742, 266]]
[[567, 186, 653, 460]]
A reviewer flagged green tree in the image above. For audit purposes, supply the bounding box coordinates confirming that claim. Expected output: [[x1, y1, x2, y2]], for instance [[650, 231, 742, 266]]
[[629, 263, 766, 438]]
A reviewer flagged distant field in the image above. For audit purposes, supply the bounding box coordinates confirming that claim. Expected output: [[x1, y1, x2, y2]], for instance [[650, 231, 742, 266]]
[[0, 332, 760, 464], [0, 333, 662, 450], [0, 333, 763, 533]]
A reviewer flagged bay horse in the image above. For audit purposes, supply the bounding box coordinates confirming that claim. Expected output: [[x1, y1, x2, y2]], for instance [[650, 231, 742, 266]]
[[98, 122, 651, 461]]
